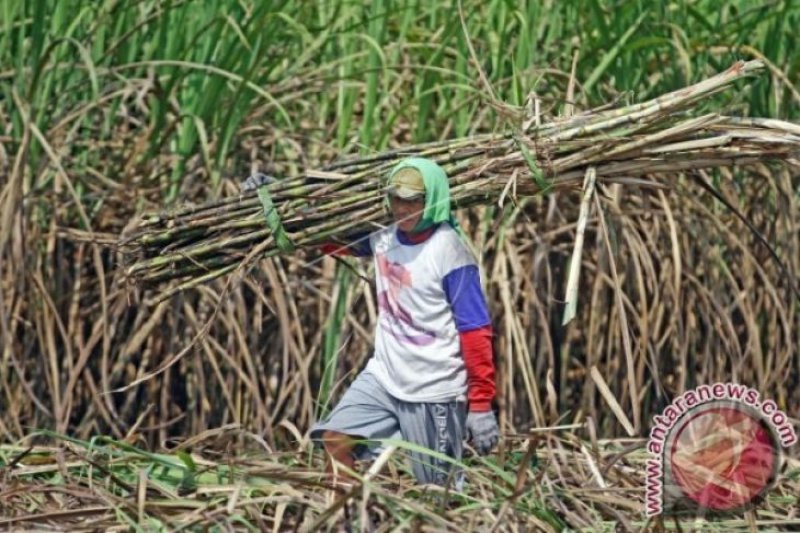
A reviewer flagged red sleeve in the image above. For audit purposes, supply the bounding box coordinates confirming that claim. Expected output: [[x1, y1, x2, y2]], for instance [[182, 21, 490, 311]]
[[460, 325, 495, 412], [320, 243, 351, 256]]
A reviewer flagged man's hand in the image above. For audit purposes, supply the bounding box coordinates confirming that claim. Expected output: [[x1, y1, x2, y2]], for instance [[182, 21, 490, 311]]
[[241, 172, 277, 192], [466, 410, 499, 455]]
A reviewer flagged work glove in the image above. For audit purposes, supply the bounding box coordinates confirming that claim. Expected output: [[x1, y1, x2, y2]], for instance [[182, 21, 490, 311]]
[[241, 172, 277, 192], [466, 410, 499, 456]]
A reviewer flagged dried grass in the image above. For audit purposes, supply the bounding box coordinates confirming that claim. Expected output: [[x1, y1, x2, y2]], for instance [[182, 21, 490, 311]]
[[0, 431, 797, 531]]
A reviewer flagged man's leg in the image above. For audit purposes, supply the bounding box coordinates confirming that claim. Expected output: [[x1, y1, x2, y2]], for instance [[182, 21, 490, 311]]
[[397, 400, 467, 488], [310, 371, 401, 486], [321, 430, 357, 485]]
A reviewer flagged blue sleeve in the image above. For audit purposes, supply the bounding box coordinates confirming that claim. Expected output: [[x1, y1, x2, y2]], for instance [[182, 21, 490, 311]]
[[442, 265, 491, 332], [346, 232, 373, 257]]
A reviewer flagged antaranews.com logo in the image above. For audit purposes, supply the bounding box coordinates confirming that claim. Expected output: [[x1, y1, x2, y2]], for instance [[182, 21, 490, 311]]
[[645, 383, 797, 516]]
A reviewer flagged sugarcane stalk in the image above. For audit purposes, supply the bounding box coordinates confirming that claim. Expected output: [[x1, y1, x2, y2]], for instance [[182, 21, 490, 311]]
[[120, 61, 800, 298]]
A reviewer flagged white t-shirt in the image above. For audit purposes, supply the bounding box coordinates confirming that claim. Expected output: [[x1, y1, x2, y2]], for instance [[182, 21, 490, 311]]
[[364, 223, 484, 402]]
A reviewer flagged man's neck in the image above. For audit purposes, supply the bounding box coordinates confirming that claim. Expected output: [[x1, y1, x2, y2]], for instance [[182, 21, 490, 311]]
[[397, 225, 436, 245]]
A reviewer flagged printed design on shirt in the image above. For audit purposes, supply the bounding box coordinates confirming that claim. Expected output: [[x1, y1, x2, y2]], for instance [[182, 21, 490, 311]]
[[375, 253, 437, 346]]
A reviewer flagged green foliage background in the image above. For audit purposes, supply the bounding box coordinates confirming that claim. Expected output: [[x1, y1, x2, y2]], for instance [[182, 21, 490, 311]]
[[3, 0, 797, 199]]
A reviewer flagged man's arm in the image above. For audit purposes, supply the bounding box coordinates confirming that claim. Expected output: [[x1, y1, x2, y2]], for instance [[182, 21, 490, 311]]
[[442, 265, 496, 410], [443, 264, 499, 455], [320, 232, 373, 258]]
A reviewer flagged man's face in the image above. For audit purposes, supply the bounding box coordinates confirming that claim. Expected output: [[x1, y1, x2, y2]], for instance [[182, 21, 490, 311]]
[[389, 195, 425, 233]]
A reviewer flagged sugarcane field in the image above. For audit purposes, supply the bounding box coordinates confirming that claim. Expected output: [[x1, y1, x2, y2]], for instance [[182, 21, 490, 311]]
[[2, 0, 800, 531]]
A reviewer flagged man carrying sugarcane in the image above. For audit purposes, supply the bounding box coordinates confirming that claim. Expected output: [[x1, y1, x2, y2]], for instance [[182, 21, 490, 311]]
[[306, 157, 499, 488]]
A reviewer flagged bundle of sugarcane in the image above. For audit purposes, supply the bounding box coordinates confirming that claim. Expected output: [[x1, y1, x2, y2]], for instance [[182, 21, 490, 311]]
[[120, 60, 800, 300]]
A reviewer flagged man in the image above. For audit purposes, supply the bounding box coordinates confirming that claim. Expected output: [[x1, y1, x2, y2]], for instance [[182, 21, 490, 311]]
[[309, 157, 498, 488]]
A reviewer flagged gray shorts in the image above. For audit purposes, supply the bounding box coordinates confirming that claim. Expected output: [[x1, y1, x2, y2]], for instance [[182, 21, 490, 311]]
[[310, 370, 466, 487]]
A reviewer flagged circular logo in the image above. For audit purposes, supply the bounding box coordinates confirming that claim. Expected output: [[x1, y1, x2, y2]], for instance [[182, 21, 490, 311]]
[[665, 401, 781, 512]]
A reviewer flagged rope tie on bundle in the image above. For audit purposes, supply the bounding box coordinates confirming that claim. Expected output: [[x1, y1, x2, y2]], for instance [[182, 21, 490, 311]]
[[257, 186, 296, 253]]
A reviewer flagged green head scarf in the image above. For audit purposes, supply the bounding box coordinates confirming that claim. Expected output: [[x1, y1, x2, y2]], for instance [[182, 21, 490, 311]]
[[386, 157, 461, 234]]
